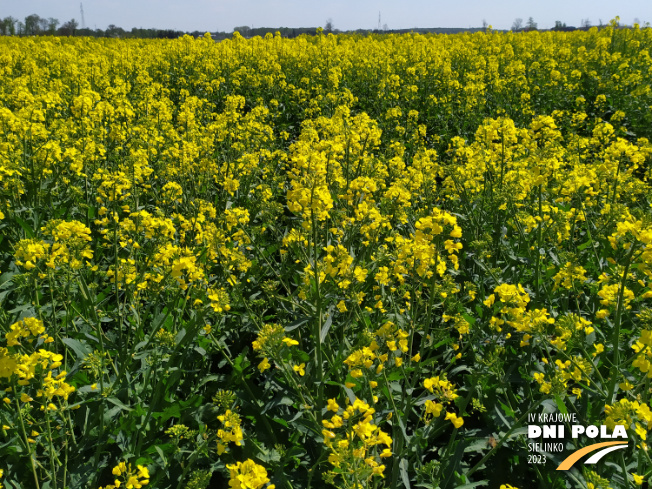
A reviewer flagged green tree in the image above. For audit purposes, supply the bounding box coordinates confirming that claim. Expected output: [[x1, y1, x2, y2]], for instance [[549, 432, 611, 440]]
[[0, 16, 16, 35], [47, 18, 59, 35], [24, 14, 42, 35], [233, 25, 251, 37], [59, 18, 78, 36]]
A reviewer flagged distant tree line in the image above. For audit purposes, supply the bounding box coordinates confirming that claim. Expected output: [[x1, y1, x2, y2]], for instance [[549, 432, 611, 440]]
[[510, 17, 647, 32], [0, 13, 324, 39], [0, 12, 646, 40], [0, 14, 192, 38], [221, 26, 320, 39], [510, 16, 587, 32], [1, 15, 82, 36]]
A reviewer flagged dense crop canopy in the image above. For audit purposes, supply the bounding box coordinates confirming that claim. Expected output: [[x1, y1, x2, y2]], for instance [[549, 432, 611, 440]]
[[0, 20, 652, 489]]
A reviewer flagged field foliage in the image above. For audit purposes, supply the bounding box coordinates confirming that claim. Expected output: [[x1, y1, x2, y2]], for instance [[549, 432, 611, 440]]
[[1, 20, 652, 489]]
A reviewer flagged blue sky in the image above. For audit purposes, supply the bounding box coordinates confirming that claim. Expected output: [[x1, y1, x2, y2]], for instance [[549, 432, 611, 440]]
[[1, 0, 650, 32]]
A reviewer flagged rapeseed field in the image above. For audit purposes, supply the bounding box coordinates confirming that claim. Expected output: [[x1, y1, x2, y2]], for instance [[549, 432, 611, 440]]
[[1, 20, 652, 488]]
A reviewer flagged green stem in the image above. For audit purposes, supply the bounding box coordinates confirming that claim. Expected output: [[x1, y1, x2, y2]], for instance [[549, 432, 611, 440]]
[[44, 406, 59, 489], [92, 314, 108, 487], [310, 189, 324, 422], [578, 200, 603, 271], [535, 183, 543, 302], [621, 451, 630, 489], [611, 158, 622, 205], [606, 243, 638, 403], [13, 379, 41, 489], [382, 369, 402, 489]]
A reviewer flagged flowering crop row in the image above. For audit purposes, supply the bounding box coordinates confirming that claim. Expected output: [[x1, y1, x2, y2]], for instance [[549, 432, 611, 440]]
[[0, 19, 651, 489]]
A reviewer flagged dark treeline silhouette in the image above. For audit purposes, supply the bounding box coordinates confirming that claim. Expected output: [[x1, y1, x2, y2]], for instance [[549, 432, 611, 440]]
[[0, 12, 640, 40], [0, 14, 190, 38], [0, 13, 323, 39], [217, 26, 320, 39]]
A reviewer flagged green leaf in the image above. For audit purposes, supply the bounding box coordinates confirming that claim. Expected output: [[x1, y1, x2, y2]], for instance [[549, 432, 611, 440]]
[[449, 365, 471, 376], [233, 353, 250, 374], [106, 397, 133, 412], [61, 338, 92, 361], [262, 243, 280, 258], [343, 385, 357, 405], [455, 481, 489, 489], [320, 314, 333, 342], [152, 404, 181, 422], [554, 395, 568, 415], [285, 316, 310, 332], [0, 271, 15, 288], [464, 439, 491, 453], [399, 458, 411, 489], [461, 313, 476, 325], [198, 375, 220, 387], [174, 328, 186, 344], [14, 216, 35, 238], [262, 395, 294, 414], [272, 417, 289, 428], [494, 404, 511, 429], [499, 401, 514, 418]]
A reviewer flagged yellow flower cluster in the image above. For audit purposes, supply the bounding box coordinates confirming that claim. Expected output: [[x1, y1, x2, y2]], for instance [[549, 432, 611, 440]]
[[598, 283, 635, 309], [343, 321, 417, 386], [605, 398, 652, 441], [552, 262, 588, 290], [533, 355, 593, 396], [392, 207, 463, 280], [632, 329, 652, 377], [423, 376, 463, 428], [252, 323, 289, 372], [5, 317, 48, 347], [548, 313, 594, 350], [217, 409, 244, 455], [99, 462, 150, 489], [226, 459, 274, 489], [485, 283, 551, 336], [322, 397, 392, 486], [14, 220, 93, 271], [13, 239, 49, 270], [1, 318, 72, 398]]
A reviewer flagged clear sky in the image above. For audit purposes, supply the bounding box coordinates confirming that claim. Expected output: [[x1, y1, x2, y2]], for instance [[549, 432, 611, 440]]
[[1, 0, 650, 32]]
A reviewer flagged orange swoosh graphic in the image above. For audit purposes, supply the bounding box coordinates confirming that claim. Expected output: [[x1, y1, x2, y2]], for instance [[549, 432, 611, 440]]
[[557, 441, 628, 470]]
